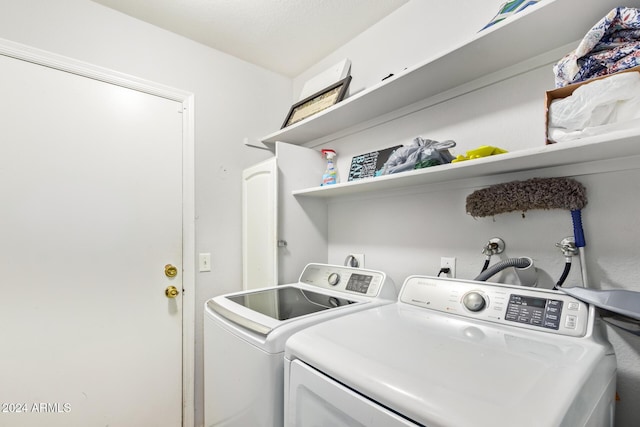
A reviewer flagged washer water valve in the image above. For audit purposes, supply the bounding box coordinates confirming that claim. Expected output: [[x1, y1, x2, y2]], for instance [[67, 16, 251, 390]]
[[480, 237, 505, 273], [554, 237, 578, 289], [482, 237, 505, 256], [556, 237, 578, 257]]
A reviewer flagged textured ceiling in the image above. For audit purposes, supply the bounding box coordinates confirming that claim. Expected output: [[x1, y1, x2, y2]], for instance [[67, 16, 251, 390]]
[[91, 0, 409, 77]]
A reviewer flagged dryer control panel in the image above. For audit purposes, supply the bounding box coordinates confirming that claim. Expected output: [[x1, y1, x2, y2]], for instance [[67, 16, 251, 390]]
[[400, 276, 589, 337]]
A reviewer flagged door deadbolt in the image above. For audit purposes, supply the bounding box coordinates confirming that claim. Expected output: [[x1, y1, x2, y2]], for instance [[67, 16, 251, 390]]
[[165, 264, 178, 278]]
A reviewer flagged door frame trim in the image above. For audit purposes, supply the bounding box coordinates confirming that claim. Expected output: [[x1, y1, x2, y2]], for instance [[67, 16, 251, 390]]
[[0, 37, 196, 427]]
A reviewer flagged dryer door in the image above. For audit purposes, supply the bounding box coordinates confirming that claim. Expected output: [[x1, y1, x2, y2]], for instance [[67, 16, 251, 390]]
[[285, 359, 418, 427]]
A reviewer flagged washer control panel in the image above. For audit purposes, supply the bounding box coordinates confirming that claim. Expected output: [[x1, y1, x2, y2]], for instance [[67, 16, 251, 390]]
[[505, 294, 565, 330], [400, 276, 589, 337], [298, 263, 392, 299]]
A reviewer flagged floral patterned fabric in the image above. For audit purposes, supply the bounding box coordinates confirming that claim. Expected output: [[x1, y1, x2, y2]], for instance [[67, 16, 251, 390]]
[[554, 7, 640, 87]]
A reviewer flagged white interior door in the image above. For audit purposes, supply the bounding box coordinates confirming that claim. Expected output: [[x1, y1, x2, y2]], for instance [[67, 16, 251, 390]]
[[0, 54, 184, 426]]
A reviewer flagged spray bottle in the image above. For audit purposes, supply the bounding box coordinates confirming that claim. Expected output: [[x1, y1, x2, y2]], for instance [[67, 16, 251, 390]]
[[321, 149, 338, 186]]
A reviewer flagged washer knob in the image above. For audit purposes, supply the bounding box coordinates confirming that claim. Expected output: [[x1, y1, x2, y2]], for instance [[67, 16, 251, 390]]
[[327, 273, 341, 286], [463, 291, 486, 312]]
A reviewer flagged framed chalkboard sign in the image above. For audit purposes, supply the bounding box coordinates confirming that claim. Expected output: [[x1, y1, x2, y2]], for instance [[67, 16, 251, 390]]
[[348, 145, 402, 181]]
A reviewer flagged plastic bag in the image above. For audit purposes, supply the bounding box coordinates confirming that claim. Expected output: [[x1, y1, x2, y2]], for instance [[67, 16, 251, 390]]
[[380, 137, 456, 175], [549, 72, 640, 131], [548, 71, 640, 142]]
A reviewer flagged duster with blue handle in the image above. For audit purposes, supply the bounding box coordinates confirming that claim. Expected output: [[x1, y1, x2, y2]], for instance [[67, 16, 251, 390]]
[[465, 177, 587, 219], [465, 177, 587, 242]]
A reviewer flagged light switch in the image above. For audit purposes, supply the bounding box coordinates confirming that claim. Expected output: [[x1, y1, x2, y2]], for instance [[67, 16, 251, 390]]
[[199, 253, 211, 272]]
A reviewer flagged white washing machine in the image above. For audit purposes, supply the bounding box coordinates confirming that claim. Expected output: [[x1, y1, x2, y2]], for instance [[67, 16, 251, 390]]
[[284, 275, 617, 427], [203, 263, 396, 427]]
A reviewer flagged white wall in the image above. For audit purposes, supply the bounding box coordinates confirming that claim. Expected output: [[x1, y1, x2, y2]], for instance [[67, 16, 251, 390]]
[[0, 1, 291, 425], [295, 1, 640, 425]]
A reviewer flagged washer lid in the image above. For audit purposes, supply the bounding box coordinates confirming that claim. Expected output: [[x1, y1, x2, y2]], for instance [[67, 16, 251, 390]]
[[209, 285, 358, 335], [285, 303, 615, 427]]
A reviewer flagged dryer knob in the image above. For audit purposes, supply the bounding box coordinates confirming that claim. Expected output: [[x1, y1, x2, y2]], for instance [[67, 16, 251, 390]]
[[327, 273, 341, 286], [463, 291, 486, 312]]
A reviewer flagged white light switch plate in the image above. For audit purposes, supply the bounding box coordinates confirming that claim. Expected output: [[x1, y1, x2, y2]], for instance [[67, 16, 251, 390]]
[[199, 253, 211, 272]]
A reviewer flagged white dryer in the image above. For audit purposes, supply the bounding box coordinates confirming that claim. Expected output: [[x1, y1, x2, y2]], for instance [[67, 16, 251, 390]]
[[204, 263, 396, 427], [284, 275, 617, 427]]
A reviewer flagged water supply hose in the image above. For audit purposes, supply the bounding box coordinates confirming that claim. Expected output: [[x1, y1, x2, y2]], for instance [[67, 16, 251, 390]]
[[474, 257, 531, 282], [553, 260, 572, 290], [481, 256, 491, 273]]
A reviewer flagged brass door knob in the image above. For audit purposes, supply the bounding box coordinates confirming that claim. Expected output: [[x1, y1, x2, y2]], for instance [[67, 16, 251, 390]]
[[165, 264, 178, 278], [165, 286, 180, 298]]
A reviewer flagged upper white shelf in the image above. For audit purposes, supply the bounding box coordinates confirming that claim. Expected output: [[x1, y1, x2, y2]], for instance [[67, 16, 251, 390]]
[[262, 0, 637, 145], [292, 131, 640, 199]]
